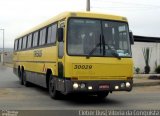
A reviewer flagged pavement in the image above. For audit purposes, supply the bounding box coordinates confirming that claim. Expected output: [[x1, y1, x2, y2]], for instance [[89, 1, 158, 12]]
[[133, 74, 160, 87], [0, 63, 160, 111]]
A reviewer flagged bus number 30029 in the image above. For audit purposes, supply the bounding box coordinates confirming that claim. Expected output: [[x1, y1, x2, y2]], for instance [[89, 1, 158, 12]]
[[74, 65, 92, 69]]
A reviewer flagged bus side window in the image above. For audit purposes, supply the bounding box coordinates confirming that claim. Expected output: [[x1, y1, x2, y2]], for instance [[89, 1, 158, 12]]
[[22, 36, 27, 49], [14, 40, 15, 51], [14, 40, 18, 51], [47, 24, 57, 44], [33, 31, 39, 47], [17, 39, 19, 51], [18, 38, 22, 50], [39, 28, 47, 46], [27, 34, 32, 48]]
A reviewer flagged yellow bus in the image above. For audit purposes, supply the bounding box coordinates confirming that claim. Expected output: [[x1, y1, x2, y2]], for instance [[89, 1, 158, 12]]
[[13, 12, 134, 99]]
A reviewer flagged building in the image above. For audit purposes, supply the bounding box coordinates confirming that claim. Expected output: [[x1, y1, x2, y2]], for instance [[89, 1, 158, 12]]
[[0, 48, 13, 64], [132, 35, 160, 73]]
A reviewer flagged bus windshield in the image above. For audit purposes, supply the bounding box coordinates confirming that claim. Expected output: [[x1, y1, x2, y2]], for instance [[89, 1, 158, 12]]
[[67, 18, 131, 57]]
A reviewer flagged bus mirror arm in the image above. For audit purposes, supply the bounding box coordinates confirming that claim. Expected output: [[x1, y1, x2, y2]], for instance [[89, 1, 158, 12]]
[[57, 28, 64, 42], [129, 31, 134, 45]]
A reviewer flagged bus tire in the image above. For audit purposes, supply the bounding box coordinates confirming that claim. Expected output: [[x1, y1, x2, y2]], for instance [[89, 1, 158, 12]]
[[22, 70, 30, 87], [19, 70, 23, 85], [97, 92, 109, 99], [49, 75, 61, 100]]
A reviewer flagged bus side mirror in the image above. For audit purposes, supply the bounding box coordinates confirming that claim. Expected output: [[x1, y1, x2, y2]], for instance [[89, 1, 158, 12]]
[[57, 28, 63, 42], [129, 31, 134, 45]]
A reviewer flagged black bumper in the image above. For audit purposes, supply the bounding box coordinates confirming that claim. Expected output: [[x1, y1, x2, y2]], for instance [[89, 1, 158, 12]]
[[64, 79, 133, 94]]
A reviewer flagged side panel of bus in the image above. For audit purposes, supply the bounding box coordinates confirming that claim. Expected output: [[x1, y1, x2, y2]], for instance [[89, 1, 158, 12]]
[[13, 22, 62, 88]]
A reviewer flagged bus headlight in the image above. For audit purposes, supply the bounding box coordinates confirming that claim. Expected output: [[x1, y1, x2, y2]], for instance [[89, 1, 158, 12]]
[[73, 83, 79, 89], [121, 83, 125, 88], [80, 83, 86, 89], [88, 86, 93, 90], [126, 82, 131, 88], [115, 86, 119, 90]]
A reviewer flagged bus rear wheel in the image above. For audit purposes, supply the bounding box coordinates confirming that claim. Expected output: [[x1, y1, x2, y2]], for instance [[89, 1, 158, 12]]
[[22, 70, 30, 87], [19, 70, 23, 85], [49, 76, 61, 99]]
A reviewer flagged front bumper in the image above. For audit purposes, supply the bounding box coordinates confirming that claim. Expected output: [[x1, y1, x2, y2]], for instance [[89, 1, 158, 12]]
[[64, 79, 133, 94]]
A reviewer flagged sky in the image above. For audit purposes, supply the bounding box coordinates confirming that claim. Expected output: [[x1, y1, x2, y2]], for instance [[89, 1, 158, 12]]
[[0, 0, 160, 48]]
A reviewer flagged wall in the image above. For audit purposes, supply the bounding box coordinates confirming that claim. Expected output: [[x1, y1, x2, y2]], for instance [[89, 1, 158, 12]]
[[3, 52, 13, 63], [0, 53, 3, 63], [0, 52, 13, 64], [131, 42, 160, 73]]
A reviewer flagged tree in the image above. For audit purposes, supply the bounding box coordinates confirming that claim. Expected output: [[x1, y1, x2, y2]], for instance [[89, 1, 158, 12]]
[[142, 47, 152, 74]]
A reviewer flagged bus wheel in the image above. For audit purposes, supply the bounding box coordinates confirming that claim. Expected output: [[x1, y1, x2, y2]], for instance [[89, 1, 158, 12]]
[[22, 70, 30, 87], [97, 92, 109, 99], [49, 76, 60, 99], [19, 70, 23, 85]]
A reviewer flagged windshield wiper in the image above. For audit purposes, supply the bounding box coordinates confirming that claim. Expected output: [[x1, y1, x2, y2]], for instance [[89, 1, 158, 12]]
[[86, 34, 121, 60], [86, 43, 101, 59], [102, 35, 106, 56], [86, 35, 102, 59], [102, 34, 121, 60]]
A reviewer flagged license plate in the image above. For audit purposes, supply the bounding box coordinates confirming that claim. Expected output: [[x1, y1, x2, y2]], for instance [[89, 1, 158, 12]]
[[99, 84, 109, 89]]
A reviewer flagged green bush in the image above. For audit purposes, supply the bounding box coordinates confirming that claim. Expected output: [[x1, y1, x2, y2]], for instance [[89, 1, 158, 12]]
[[135, 67, 140, 74], [155, 65, 160, 74]]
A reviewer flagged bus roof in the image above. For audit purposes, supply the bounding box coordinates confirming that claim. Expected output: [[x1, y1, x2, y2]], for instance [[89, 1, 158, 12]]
[[16, 11, 127, 39]]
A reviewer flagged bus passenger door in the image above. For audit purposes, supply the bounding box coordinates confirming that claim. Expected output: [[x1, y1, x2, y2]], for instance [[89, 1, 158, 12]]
[[57, 20, 65, 93]]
